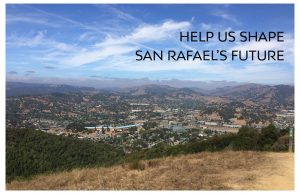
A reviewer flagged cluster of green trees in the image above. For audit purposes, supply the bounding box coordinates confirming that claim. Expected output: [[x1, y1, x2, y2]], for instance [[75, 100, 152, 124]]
[[142, 121, 158, 130], [203, 106, 235, 122], [6, 128, 124, 182], [125, 125, 291, 162], [236, 125, 292, 151], [66, 122, 86, 131], [233, 125, 287, 151]]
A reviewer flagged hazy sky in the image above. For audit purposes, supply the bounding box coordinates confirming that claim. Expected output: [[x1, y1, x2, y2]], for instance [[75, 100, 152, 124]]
[[6, 4, 294, 84]]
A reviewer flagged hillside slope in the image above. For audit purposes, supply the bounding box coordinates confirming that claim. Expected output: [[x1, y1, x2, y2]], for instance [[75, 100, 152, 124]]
[[211, 84, 294, 107], [7, 151, 294, 190]]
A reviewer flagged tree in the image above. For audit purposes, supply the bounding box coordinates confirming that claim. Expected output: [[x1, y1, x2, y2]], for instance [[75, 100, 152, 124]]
[[142, 121, 157, 130], [258, 124, 279, 151], [66, 122, 85, 132], [233, 126, 259, 150], [272, 135, 289, 151]]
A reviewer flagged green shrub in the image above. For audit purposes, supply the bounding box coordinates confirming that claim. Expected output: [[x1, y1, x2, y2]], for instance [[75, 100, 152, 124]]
[[128, 160, 145, 170], [272, 135, 289, 151], [147, 160, 160, 168], [258, 125, 279, 150], [233, 126, 259, 150]]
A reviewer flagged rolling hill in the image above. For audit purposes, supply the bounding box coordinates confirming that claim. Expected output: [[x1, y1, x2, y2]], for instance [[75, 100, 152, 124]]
[[6, 82, 294, 107], [210, 84, 294, 107]]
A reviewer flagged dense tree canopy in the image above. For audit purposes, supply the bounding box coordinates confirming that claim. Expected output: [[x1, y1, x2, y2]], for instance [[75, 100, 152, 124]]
[[6, 128, 124, 182]]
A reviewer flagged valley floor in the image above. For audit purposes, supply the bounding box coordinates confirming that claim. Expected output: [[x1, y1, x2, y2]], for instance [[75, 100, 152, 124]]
[[7, 151, 294, 190]]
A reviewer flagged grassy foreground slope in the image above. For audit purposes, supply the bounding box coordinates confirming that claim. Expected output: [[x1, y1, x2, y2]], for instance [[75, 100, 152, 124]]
[[7, 151, 294, 190], [6, 125, 291, 184]]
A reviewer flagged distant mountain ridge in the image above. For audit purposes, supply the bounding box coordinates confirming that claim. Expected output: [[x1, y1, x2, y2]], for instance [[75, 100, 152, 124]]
[[6, 82, 95, 97], [117, 84, 202, 97], [6, 78, 243, 91], [6, 82, 294, 107]]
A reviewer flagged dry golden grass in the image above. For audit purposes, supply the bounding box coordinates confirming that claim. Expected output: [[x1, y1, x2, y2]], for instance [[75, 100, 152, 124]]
[[6, 151, 294, 190]]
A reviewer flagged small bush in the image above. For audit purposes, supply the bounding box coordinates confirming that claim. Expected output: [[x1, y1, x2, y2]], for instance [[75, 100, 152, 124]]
[[147, 160, 160, 168], [128, 160, 145, 171], [272, 135, 289, 151], [262, 144, 272, 151]]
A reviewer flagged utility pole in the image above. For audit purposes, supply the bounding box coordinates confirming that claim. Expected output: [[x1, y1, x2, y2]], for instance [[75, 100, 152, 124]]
[[289, 127, 294, 152]]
